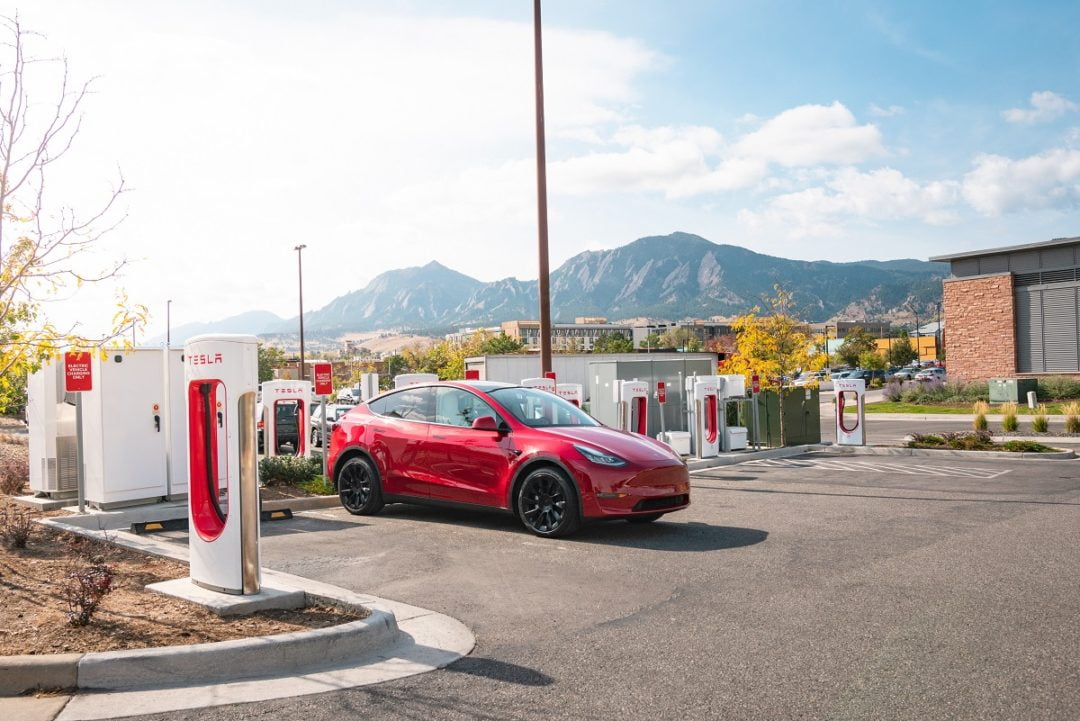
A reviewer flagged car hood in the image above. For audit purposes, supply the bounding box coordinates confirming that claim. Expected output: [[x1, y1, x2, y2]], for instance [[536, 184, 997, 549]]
[[536, 425, 682, 464]]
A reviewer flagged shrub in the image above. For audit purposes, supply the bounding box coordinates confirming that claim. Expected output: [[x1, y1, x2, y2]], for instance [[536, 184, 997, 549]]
[[62, 563, 115, 626], [299, 475, 335, 496], [907, 433, 945, 447], [883, 381, 904, 402], [972, 401, 989, 431], [941, 430, 995, 450], [1062, 401, 1080, 434], [1035, 376, 1080, 401], [0, 505, 34, 548], [0, 449, 29, 495], [1000, 402, 1019, 433], [259, 455, 321, 486], [1031, 405, 1049, 433], [1000, 440, 1055, 453]]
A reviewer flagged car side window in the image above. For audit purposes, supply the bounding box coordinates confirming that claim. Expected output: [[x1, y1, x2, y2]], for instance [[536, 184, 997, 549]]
[[435, 387, 497, 427], [369, 387, 435, 423]]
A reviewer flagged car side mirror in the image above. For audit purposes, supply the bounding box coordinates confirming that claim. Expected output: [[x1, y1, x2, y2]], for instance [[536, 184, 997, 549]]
[[471, 415, 499, 431]]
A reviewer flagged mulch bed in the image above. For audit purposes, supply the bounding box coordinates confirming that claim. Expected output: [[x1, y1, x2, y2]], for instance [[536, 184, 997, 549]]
[[0, 433, 365, 657]]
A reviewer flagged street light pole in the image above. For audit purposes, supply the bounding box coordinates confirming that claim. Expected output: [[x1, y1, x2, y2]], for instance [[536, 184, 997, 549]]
[[533, 0, 553, 375], [295, 244, 307, 382], [936, 302, 942, 361], [166, 299, 172, 347]]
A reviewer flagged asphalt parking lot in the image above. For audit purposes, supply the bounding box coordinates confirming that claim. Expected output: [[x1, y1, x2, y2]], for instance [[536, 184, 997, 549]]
[[138, 453, 1080, 721]]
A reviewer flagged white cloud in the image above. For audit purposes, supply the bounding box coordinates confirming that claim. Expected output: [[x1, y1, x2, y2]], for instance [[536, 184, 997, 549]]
[[869, 103, 904, 117], [962, 148, 1080, 215], [1002, 91, 1077, 124], [547, 102, 882, 199], [738, 167, 960, 239], [734, 102, 885, 167]]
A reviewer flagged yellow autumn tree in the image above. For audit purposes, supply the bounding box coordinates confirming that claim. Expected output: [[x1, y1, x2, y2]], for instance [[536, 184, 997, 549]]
[[0, 16, 146, 414], [725, 286, 825, 446]]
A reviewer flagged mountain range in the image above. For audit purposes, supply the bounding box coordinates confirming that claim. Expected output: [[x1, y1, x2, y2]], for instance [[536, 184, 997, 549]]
[[165, 232, 948, 343]]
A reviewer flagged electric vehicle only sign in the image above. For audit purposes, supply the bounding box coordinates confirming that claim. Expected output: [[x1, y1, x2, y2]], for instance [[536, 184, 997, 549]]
[[64, 352, 93, 392], [314, 363, 333, 396], [656, 381, 666, 404]]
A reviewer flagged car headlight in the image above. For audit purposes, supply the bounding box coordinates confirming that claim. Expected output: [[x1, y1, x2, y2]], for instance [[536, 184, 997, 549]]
[[574, 444, 626, 467]]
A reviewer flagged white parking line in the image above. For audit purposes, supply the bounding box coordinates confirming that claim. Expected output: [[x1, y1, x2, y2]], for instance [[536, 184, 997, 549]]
[[737, 457, 1012, 479]]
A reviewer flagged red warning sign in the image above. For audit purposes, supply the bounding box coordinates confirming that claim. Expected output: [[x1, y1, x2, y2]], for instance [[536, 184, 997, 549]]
[[64, 352, 93, 392], [313, 363, 333, 396], [751, 374, 761, 395], [656, 381, 667, 404]]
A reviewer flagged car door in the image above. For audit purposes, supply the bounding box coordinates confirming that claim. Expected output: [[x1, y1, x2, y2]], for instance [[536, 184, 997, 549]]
[[423, 387, 515, 508], [366, 387, 435, 497]]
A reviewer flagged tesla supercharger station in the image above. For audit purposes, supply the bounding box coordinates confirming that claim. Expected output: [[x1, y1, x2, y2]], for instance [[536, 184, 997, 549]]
[[261, 380, 311, 457], [835, 377, 866, 446], [614, 380, 649, 434], [360, 373, 380, 401], [685, 376, 720, 458], [521, 377, 556, 393], [394, 373, 438, 389], [185, 334, 261, 595], [555, 383, 583, 407]]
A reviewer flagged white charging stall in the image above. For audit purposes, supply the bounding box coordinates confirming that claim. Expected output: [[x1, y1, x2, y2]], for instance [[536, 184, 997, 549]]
[[261, 380, 311, 457], [28, 349, 188, 506], [686, 376, 720, 458], [834, 377, 866, 446], [27, 360, 78, 496], [614, 380, 649, 434], [185, 334, 261, 595], [360, 373, 380, 401], [393, 373, 439, 389], [555, 383, 583, 407], [521, 377, 556, 393], [717, 375, 749, 452]]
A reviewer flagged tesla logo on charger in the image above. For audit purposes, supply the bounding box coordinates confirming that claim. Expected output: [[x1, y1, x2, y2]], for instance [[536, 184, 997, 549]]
[[275, 388, 305, 395], [189, 353, 223, 366]]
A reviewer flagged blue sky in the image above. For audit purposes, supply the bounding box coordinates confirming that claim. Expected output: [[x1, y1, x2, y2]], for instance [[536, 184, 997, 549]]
[[8, 0, 1080, 334]]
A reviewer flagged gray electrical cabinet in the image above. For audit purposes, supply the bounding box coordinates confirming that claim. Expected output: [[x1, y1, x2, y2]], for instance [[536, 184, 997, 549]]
[[988, 378, 1038, 403], [587, 358, 716, 436]]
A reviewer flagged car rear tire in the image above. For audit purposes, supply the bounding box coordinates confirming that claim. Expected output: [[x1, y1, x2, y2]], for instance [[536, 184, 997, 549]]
[[516, 467, 581, 538], [626, 513, 664, 524], [337, 455, 384, 515]]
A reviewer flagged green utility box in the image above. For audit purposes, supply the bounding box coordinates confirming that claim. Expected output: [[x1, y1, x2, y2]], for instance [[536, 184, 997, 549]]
[[988, 378, 1038, 403], [748, 387, 821, 447]]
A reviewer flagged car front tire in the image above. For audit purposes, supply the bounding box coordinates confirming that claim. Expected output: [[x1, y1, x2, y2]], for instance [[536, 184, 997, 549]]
[[516, 467, 581, 538], [337, 455, 384, 515]]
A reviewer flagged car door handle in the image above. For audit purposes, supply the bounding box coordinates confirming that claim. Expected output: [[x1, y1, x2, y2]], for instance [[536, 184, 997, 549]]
[[432, 434, 448, 440]]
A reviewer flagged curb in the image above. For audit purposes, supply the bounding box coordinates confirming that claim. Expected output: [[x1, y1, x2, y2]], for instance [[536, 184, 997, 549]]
[[686, 444, 826, 470], [823, 445, 1076, 460], [0, 653, 81, 696], [262, 495, 339, 512], [76, 605, 398, 691]]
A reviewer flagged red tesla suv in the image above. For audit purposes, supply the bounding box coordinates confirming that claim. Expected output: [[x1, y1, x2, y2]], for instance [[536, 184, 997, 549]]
[[327, 381, 690, 537]]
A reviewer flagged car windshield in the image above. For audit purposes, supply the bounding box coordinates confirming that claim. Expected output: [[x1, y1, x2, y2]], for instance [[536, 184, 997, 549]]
[[489, 387, 599, 428]]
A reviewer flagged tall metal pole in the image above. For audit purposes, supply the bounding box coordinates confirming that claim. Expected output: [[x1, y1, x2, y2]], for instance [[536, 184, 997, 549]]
[[166, 299, 172, 347], [295, 244, 307, 381], [533, 0, 553, 374]]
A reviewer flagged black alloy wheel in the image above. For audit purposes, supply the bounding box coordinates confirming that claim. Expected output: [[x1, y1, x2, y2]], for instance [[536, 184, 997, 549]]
[[517, 468, 580, 538], [337, 455, 384, 515]]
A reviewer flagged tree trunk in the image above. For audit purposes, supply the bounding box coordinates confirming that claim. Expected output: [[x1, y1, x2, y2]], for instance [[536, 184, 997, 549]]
[[778, 381, 787, 446]]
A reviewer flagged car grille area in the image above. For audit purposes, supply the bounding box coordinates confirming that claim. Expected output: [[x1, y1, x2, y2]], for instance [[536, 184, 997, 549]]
[[633, 494, 690, 512]]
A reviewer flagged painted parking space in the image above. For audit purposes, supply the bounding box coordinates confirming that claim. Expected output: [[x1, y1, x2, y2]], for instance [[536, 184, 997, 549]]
[[736, 456, 1013, 479]]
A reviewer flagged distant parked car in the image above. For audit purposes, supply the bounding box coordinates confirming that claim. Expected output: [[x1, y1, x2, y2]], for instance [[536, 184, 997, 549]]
[[311, 403, 355, 447], [846, 369, 887, 383], [831, 369, 853, 380], [915, 367, 947, 382], [888, 367, 919, 381], [793, 370, 829, 386]]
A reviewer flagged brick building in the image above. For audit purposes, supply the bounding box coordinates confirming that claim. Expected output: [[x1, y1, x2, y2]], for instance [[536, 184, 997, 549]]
[[931, 236, 1080, 381]]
